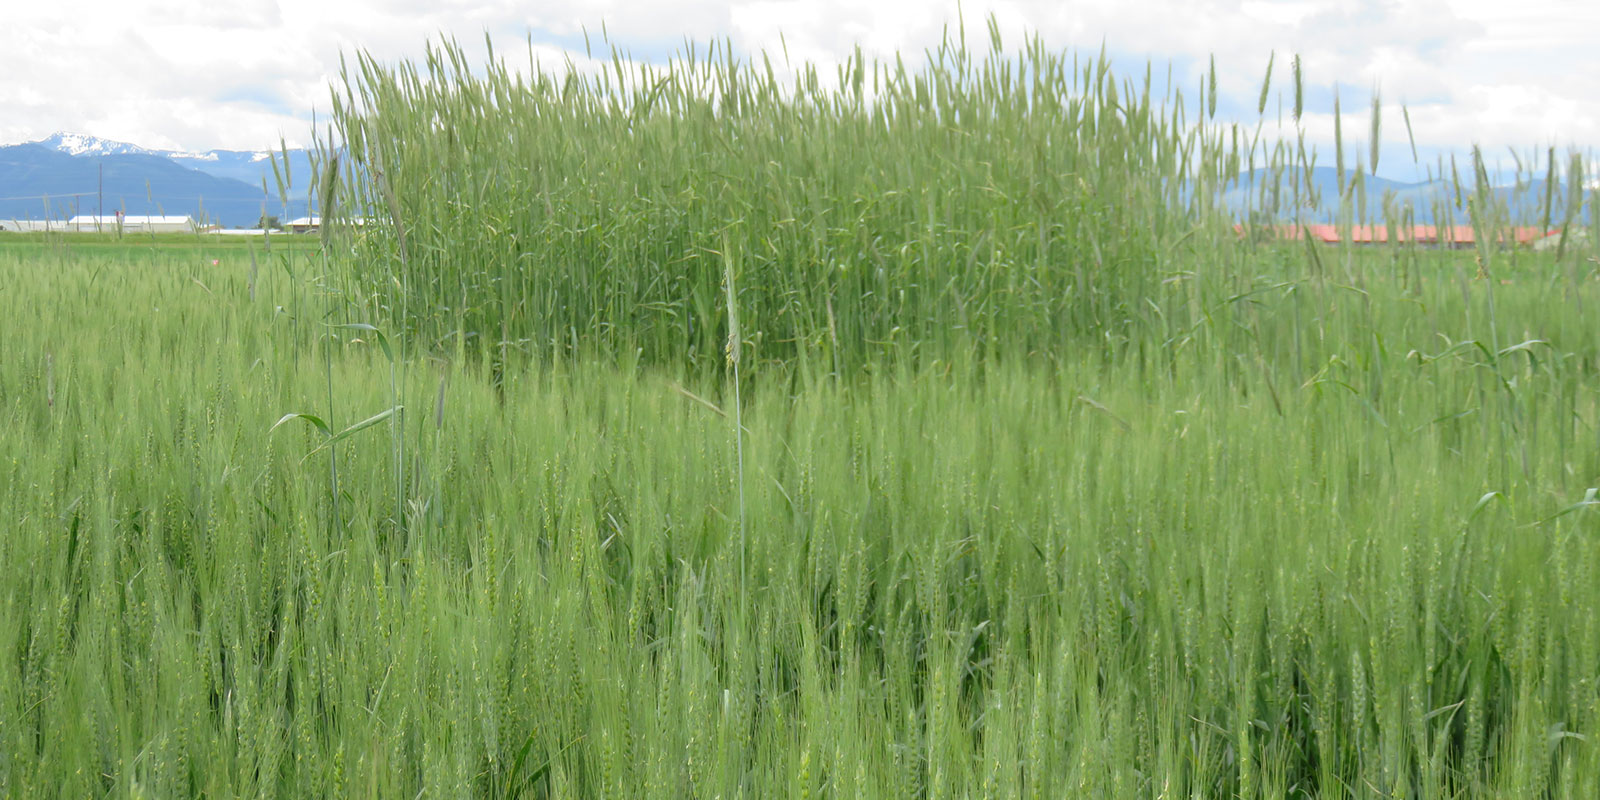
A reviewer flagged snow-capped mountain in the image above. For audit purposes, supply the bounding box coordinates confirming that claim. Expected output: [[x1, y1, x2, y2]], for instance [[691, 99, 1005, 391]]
[[36, 132, 163, 158], [1, 133, 314, 227], [28, 132, 309, 195]]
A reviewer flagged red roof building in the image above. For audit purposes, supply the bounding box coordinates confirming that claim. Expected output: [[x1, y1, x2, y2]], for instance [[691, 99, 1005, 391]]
[[1234, 224, 1556, 247]]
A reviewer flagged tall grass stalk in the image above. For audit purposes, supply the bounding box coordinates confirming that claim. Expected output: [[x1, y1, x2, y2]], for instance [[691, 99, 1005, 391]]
[[723, 234, 746, 605], [318, 154, 341, 530]]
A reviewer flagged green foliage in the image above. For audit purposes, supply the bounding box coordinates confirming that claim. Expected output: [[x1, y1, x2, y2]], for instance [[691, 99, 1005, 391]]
[[6, 226, 1600, 796], [6, 27, 1600, 799], [322, 31, 1240, 371]]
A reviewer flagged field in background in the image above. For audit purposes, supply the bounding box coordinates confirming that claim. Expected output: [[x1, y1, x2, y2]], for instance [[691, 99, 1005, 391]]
[[6, 29, 1600, 799]]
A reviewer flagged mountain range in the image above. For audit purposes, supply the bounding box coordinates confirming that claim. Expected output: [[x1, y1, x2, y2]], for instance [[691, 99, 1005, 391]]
[[4, 133, 1591, 230], [1221, 166, 1591, 227], [0, 133, 313, 228]]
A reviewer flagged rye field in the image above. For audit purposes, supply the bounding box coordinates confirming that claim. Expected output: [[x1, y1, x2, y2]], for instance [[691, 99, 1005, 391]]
[[5, 31, 1600, 798]]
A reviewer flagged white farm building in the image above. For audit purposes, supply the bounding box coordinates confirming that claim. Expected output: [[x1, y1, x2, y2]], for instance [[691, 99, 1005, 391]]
[[284, 217, 373, 234], [66, 214, 196, 233], [0, 220, 56, 232]]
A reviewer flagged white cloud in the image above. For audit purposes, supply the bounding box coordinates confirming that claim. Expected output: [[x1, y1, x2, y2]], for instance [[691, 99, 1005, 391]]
[[0, 0, 1595, 177]]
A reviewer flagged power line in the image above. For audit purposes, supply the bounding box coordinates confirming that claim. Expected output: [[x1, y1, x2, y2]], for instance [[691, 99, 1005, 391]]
[[0, 191, 98, 201]]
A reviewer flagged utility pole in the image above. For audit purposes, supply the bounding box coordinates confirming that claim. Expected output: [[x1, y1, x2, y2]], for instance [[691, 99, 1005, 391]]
[[98, 162, 104, 233]]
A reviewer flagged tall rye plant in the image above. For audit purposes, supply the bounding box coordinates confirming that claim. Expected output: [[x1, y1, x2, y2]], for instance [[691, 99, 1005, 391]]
[[322, 28, 1244, 370]]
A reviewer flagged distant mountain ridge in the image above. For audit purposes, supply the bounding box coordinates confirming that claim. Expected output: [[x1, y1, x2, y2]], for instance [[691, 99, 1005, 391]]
[[0, 133, 313, 227], [31, 132, 311, 191], [1222, 166, 1591, 226], [38, 132, 174, 158], [8, 133, 1591, 230]]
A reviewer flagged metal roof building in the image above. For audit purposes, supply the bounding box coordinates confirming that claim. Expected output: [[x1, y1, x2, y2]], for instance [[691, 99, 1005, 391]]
[[0, 220, 56, 232], [66, 215, 196, 233]]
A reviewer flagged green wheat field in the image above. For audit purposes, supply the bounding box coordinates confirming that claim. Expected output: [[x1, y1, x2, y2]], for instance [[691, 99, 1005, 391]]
[[4, 28, 1600, 798]]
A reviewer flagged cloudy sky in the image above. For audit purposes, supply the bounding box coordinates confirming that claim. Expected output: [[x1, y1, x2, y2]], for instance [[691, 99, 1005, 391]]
[[3, 0, 1597, 180]]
